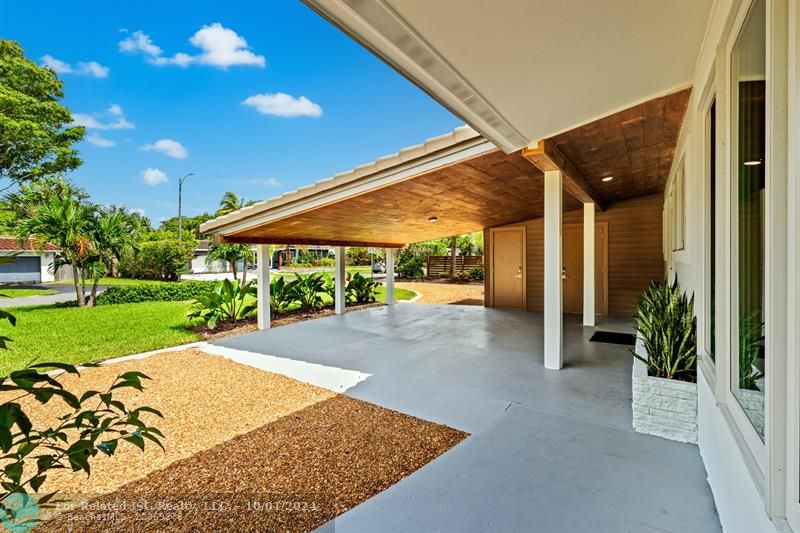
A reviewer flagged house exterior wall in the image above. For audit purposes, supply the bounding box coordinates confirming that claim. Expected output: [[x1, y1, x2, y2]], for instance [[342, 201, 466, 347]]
[[664, 0, 799, 529], [485, 194, 663, 316]]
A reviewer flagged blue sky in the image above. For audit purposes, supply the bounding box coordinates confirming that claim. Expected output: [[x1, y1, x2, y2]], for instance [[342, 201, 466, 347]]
[[1, 1, 461, 222]]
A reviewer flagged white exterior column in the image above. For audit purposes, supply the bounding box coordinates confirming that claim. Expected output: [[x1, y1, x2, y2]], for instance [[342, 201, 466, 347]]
[[544, 170, 563, 370], [583, 202, 596, 327], [385, 248, 395, 305], [256, 244, 270, 330], [335, 246, 346, 314]]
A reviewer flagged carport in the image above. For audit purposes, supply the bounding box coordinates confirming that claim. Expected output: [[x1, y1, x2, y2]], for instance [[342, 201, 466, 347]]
[[199, 89, 688, 371]]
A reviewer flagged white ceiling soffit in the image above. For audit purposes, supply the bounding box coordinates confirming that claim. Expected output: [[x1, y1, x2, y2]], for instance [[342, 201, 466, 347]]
[[304, 0, 712, 152]]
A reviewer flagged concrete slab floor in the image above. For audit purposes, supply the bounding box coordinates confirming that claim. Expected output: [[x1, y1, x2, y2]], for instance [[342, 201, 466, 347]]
[[213, 304, 720, 532]]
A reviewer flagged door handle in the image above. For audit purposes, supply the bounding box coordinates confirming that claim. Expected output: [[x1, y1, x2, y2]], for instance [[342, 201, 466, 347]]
[[515, 265, 522, 279]]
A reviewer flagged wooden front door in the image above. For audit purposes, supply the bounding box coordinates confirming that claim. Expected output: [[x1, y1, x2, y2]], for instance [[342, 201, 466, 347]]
[[562, 223, 609, 315], [491, 227, 525, 310], [562, 225, 583, 313]]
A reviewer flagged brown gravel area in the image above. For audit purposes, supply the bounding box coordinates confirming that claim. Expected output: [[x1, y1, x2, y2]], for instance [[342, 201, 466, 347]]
[[13, 350, 335, 498], [195, 303, 385, 340], [396, 281, 484, 305], [40, 395, 467, 532]]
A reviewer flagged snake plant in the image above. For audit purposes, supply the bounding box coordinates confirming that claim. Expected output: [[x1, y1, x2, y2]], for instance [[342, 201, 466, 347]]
[[633, 278, 697, 382]]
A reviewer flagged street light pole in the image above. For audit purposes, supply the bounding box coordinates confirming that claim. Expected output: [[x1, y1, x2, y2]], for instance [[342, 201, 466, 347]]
[[177, 173, 194, 241]]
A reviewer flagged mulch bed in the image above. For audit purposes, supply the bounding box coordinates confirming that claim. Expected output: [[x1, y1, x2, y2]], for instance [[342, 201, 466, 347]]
[[40, 395, 467, 532], [194, 302, 386, 340]]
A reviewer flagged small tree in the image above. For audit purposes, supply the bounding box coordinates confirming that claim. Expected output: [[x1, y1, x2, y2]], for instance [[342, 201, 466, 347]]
[[206, 243, 255, 284], [0, 40, 85, 189], [15, 196, 97, 306]]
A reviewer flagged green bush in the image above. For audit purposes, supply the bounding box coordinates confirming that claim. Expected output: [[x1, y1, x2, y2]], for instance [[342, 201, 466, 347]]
[[186, 279, 257, 329], [346, 272, 381, 304], [96, 281, 218, 305], [633, 278, 697, 382], [468, 267, 485, 281], [119, 240, 195, 281], [269, 276, 293, 315], [286, 273, 325, 312], [397, 255, 425, 279], [315, 257, 334, 267]]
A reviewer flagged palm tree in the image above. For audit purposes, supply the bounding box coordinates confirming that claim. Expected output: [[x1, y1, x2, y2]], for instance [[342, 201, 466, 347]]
[[16, 197, 97, 306], [86, 211, 136, 305], [217, 191, 246, 216], [206, 242, 256, 284]]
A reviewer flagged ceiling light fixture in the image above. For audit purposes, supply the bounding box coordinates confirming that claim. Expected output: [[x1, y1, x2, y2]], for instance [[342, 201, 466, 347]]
[[602, 176, 614, 182], [428, 216, 438, 223], [744, 160, 762, 166]]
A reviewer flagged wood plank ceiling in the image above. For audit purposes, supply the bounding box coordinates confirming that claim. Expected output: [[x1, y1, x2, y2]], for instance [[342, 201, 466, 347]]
[[223, 88, 690, 247], [228, 150, 582, 247], [549, 87, 691, 204]]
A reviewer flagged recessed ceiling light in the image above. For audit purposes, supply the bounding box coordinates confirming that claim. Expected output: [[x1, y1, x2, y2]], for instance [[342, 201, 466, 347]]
[[428, 216, 438, 223], [602, 176, 614, 182], [744, 160, 762, 166]]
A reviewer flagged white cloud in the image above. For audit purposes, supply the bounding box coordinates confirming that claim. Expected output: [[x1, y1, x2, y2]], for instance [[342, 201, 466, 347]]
[[72, 105, 134, 130], [86, 134, 116, 148], [222, 177, 282, 188], [130, 208, 146, 216], [141, 168, 168, 186], [40, 55, 110, 78], [140, 139, 188, 159], [118, 24, 265, 69], [242, 93, 322, 118], [119, 30, 162, 57], [263, 177, 281, 187], [40, 55, 72, 73]]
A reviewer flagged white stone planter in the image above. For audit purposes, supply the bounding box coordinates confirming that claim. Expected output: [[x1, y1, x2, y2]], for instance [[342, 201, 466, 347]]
[[632, 337, 698, 444]]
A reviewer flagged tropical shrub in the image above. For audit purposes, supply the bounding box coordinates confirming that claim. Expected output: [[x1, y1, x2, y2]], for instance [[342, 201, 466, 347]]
[[96, 281, 218, 305], [453, 271, 471, 282], [119, 239, 195, 281], [0, 308, 162, 520], [468, 267, 485, 281], [186, 279, 257, 329], [314, 257, 334, 267], [633, 278, 697, 382], [286, 273, 325, 312], [269, 276, 294, 315], [738, 309, 764, 390], [346, 272, 381, 304], [321, 273, 336, 301], [397, 255, 425, 280]]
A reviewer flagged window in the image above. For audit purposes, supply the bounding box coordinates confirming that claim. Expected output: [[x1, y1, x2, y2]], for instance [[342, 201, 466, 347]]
[[707, 99, 717, 361], [730, 0, 766, 440], [672, 159, 686, 252]]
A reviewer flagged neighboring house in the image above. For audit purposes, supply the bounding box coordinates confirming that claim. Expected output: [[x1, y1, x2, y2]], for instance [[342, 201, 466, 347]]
[[188, 240, 229, 274], [272, 245, 333, 267], [200, 1, 800, 531], [0, 237, 59, 284]]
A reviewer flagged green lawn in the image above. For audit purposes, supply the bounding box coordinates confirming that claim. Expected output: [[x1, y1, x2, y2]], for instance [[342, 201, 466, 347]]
[[50, 277, 170, 287], [0, 301, 201, 376], [0, 288, 57, 298], [0, 286, 416, 375]]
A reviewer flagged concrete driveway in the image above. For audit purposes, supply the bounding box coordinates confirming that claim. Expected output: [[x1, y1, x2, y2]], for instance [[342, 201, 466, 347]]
[[0, 284, 107, 308], [213, 304, 720, 532]]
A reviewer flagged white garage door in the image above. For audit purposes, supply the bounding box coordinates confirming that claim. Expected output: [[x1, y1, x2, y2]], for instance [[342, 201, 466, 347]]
[[0, 257, 41, 283]]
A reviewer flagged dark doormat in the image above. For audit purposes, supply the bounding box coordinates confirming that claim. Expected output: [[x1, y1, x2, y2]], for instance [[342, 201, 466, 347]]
[[589, 331, 636, 346]]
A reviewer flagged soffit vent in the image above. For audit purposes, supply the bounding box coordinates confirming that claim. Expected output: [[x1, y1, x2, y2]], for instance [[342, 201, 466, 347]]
[[329, 0, 529, 152]]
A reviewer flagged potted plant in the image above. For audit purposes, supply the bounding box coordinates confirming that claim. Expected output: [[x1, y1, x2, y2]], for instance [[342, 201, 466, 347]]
[[631, 278, 698, 443]]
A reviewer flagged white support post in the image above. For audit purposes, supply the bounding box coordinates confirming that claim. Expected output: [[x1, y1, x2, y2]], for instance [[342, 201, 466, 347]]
[[544, 170, 563, 370], [385, 248, 395, 305], [256, 244, 270, 330], [335, 246, 346, 315], [583, 202, 596, 327]]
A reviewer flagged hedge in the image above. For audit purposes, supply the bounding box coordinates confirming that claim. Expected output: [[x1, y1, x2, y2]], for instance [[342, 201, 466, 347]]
[[96, 281, 219, 305]]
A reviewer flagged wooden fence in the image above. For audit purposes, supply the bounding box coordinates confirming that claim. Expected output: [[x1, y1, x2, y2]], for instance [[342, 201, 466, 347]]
[[426, 255, 483, 277]]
